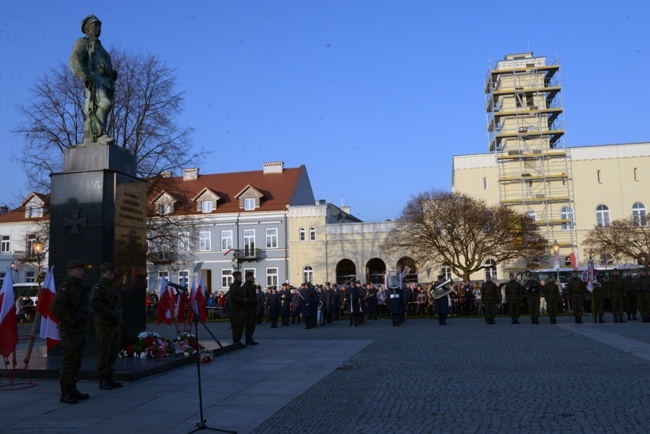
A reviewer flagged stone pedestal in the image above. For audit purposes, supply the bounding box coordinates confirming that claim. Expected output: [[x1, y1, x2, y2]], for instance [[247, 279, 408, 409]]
[[48, 145, 147, 356]]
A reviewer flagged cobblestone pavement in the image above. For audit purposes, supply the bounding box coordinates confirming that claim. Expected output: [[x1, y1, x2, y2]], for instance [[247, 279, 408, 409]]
[[6, 314, 650, 434], [242, 315, 650, 434]]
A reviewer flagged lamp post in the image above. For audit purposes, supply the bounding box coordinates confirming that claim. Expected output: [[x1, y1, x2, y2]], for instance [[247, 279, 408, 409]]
[[231, 257, 239, 272], [551, 240, 561, 282], [32, 238, 44, 273]]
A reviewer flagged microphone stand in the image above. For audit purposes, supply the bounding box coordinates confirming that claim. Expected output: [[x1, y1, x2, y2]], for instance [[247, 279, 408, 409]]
[[169, 283, 235, 434]]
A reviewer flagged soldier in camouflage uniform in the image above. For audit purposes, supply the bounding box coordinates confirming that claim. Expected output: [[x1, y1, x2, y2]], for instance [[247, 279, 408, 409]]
[[606, 269, 626, 323], [636, 269, 650, 322], [90, 263, 123, 390], [523, 274, 543, 324], [542, 276, 561, 324], [624, 271, 638, 321], [591, 281, 605, 323], [504, 273, 523, 324], [481, 275, 499, 325], [51, 260, 91, 404], [566, 271, 587, 323]]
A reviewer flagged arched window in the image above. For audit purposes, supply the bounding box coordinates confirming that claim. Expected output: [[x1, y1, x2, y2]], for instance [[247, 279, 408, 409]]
[[599, 253, 614, 266], [484, 259, 497, 280], [560, 206, 575, 230], [441, 265, 452, 280], [309, 227, 316, 241], [299, 227, 306, 242], [527, 209, 536, 221], [303, 265, 313, 283], [632, 202, 647, 227], [596, 204, 610, 227]]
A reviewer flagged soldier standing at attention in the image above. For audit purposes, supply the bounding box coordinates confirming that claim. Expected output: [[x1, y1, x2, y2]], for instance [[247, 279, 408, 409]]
[[51, 260, 91, 404], [229, 271, 247, 348], [90, 262, 123, 390], [242, 272, 259, 345], [591, 280, 606, 323], [543, 276, 561, 324], [523, 274, 543, 324], [504, 273, 523, 324], [636, 269, 650, 322], [481, 275, 499, 325], [566, 271, 587, 323], [606, 269, 626, 323]]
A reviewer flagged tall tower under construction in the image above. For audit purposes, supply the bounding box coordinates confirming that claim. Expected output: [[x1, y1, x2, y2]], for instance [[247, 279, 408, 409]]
[[485, 52, 576, 263]]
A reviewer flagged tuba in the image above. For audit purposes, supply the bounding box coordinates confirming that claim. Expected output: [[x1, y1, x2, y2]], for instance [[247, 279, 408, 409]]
[[430, 278, 454, 299]]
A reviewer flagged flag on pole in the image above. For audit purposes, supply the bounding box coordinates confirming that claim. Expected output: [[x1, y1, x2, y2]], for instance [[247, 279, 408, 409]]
[[157, 278, 174, 325], [36, 266, 60, 349], [0, 267, 18, 358], [568, 251, 579, 270], [175, 276, 187, 322], [190, 275, 207, 323]]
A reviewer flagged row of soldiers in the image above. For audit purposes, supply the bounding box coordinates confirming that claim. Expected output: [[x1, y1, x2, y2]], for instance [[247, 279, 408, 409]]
[[480, 268, 650, 325]]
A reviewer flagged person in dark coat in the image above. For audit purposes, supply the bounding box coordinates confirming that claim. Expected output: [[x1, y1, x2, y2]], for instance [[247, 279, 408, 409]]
[[386, 282, 404, 326], [255, 286, 265, 324], [433, 275, 451, 325], [290, 287, 302, 324], [280, 283, 292, 325], [481, 275, 499, 325], [543, 276, 561, 324], [267, 287, 281, 328], [345, 282, 362, 327], [523, 274, 543, 324], [301, 283, 318, 329]]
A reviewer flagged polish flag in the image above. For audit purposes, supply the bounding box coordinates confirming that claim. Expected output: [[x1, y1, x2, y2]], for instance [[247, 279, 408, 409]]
[[190, 275, 207, 323], [36, 266, 60, 349], [0, 267, 18, 357], [175, 276, 187, 322], [568, 251, 579, 270], [157, 278, 174, 325]]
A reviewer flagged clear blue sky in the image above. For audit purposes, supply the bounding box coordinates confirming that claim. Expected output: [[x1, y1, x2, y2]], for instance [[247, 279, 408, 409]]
[[1, 1, 648, 221]]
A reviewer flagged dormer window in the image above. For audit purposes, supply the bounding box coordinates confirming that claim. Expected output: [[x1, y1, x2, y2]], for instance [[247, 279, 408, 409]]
[[244, 198, 255, 211], [235, 184, 264, 211], [201, 200, 213, 213], [27, 207, 43, 218], [158, 203, 171, 215]]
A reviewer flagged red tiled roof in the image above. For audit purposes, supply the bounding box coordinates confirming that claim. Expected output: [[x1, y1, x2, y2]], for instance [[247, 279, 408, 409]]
[[147, 166, 308, 215], [0, 193, 50, 223]]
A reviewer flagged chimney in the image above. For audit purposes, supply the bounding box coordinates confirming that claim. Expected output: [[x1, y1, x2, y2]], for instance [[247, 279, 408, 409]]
[[183, 168, 199, 181], [160, 171, 173, 178], [341, 206, 351, 215], [0, 206, 8, 215], [316, 199, 327, 205], [263, 162, 284, 174]]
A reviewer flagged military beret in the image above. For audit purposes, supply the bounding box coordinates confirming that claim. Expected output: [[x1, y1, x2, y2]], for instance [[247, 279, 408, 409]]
[[100, 262, 115, 272], [232, 271, 242, 278], [81, 14, 101, 33], [67, 260, 85, 270], [245, 271, 255, 278]]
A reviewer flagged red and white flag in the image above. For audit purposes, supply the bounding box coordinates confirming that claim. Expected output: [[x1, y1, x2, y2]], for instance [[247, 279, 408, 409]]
[[0, 267, 18, 358], [36, 266, 60, 349], [190, 275, 207, 323], [157, 278, 174, 325], [568, 251, 579, 270], [175, 276, 187, 322]]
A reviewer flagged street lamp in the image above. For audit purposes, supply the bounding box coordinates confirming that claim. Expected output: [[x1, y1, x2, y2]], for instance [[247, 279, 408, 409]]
[[231, 257, 239, 271], [551, 240, 561, 281], [32, 238, 44, 272]]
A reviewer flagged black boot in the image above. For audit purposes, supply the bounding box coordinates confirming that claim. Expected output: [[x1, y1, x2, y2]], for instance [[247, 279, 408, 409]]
[[60, 384, 79, 404], [99, 376, 113, 390], [108, 374, 123, 388], [72, 382, 90, 400]]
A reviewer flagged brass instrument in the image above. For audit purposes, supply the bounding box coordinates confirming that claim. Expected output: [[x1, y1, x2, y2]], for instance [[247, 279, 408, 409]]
[[430, 278, 454, 299]]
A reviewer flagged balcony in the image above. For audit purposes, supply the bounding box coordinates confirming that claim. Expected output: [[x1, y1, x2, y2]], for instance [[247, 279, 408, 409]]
[[147, 251, 177, 264], [233, 248, 262, 262]]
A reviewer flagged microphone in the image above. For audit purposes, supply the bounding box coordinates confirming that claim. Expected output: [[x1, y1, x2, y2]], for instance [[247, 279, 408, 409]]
[[166, 281, 189, 292]]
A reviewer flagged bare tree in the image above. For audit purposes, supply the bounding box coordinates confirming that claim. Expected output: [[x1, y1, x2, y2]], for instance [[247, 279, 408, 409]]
[[583, 217, 650, 268], [382, 190, 548, 282], [13, 48, 204, 191]]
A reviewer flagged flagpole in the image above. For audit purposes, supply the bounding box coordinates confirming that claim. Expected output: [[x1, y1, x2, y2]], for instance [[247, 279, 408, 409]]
[[23, 267, 48, 369]]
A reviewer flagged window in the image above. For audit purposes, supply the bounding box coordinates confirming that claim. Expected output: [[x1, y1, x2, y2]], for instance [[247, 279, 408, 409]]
[[178, 270, 189, 285], [299, 227, 306, 242], [158, 203, 171, 215], [244, 198, 255, 211], [483, 177, 488, 190], [599, 253, 614, 266], [597, 170, 602, 183], [634, 167, 639, 182], [441, 265, 452, 280], [25, 270, 36, 283], [484, 259, 497, 280], [27, 207, 42, 218], [201, 200, 213, 213], [221, 269, 233, 288], [221, 230, 233, 250], [303, 265, 313, 284], [527, 209, 536, 221], [266, 268, 278, 288], [26, 234, 36, 255], [266, 228, 278, 249], [560, 206, 575, 230], [309, 227, 316, 241], [596, 204, 610, 227], [1, 235, 9, 253], [178, 232, 190, 252], [243, 229, 255, 256], [199, 231, 212, 251], [632, 202, 647, 227]]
